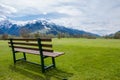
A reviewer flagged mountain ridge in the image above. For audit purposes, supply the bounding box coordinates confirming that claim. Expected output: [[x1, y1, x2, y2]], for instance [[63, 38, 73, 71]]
[[0, 19, 99, 37]]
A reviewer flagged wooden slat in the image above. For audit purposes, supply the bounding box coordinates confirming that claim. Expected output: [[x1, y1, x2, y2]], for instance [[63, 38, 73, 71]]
[[14, 48, 64, 57], [42, 44, 52, 47], [9, 45, 53, 52], [8, 42, 10, 44], [10, 39, 37, 41], [8, 42, 38, 46], [42, 49, 53, 52], [8, 38, 52, 42], [43, 51, 64, 57], [8, 42, 52, 48], [9, 46, 39, 51], [14, 48, 40, 55], [41, 38, 51, 42]]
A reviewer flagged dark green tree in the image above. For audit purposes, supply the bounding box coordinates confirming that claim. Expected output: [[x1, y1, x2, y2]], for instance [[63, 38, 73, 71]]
[[114, 31, 120, 39]]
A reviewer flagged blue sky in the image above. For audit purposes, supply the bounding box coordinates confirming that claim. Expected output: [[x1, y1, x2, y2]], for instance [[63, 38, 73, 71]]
[[0, 0, 120, 35]]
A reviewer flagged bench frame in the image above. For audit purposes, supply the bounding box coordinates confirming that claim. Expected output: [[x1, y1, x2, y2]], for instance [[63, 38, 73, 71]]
[[9, 38, 63, 73]]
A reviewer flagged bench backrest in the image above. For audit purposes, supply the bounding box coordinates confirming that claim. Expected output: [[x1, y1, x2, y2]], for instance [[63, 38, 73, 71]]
[[8, 38, 53, 53]]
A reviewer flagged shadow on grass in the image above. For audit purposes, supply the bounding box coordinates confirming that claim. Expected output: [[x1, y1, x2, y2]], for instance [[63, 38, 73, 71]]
[[9, 61, 73, 80]]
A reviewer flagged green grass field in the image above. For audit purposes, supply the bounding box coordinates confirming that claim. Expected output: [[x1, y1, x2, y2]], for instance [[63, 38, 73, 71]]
[[0, 38, 120, 80]]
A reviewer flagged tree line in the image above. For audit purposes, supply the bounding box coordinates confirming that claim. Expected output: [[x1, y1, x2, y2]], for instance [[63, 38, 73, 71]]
[[0, 28, 120, 39], [103, 31, 120, 39]]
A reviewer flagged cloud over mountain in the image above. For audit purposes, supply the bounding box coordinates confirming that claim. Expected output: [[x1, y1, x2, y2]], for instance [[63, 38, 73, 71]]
[[0, 0, 120, 35], [0, 3, 16, 19]]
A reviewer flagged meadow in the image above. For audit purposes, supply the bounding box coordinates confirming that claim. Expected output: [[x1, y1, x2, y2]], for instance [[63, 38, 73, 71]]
[[0, 38, 120, 80]]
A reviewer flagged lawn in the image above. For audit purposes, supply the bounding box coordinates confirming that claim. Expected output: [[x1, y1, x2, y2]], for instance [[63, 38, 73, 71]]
[[0, 38, 120, 80]]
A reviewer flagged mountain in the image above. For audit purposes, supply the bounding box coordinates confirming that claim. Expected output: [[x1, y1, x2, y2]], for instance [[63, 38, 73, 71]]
[[113, 31, 120, 37], [0, 19, 99, 37], [104, 31, 120, 39], [107, 31, 120, 36]]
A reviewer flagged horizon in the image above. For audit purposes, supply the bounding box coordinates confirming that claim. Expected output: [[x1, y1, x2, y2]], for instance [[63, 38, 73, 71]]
[[0, 0, 120, 35]]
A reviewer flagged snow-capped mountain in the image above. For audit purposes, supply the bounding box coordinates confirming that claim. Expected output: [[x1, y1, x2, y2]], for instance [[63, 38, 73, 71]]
[[0, 20, 12, 28], [0, 19, 99, 36]]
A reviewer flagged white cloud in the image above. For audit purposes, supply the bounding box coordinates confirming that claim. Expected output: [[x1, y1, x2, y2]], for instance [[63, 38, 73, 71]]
[[56, 6, 82, 16], [0, 0, 59, 15], [0, 3, 17, 19], [0, 0, 120, 35]]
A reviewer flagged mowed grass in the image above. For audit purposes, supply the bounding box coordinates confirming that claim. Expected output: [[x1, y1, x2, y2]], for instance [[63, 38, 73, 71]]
[[0, 38, 120, 80]]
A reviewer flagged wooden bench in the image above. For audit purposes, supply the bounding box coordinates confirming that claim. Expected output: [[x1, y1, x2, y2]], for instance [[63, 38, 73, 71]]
[[8, 38, 64, 72]]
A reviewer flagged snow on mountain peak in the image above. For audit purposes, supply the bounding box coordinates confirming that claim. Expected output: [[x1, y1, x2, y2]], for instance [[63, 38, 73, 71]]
[[0, 19, 12, 28]]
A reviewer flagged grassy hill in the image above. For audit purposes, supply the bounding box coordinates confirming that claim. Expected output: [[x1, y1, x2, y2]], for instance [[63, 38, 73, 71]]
[[0, 38, 120, 80]]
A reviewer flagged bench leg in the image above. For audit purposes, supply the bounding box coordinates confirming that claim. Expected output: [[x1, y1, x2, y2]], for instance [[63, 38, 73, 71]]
[[41, 56, 45, 73], [23, 52, 26, 61], [52, 57, 56, 68], [13, 52, 16, 64]]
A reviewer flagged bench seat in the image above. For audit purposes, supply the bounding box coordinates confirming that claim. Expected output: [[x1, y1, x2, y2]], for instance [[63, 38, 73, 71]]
[[14, 48, 64, 57]]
